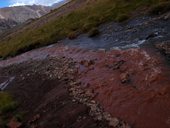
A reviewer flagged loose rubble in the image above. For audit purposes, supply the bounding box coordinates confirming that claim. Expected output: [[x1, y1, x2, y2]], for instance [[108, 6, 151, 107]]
[[69, 81, 131, 128]]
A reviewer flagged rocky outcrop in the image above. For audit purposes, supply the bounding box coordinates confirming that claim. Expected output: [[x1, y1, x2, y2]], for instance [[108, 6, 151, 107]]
[[0, 5, 51, 23], [0, 5, 51, 34], [0, 19, 18, 33]]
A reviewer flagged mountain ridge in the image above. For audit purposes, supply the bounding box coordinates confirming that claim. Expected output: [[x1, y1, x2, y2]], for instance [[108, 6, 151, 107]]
[[0, 5, 51, 23], [0, 1, 71, 34]]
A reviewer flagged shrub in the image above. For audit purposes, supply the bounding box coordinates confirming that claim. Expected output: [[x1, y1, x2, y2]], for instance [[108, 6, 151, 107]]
[[88, 27, 100, 37], [68, 31, 78, 40]]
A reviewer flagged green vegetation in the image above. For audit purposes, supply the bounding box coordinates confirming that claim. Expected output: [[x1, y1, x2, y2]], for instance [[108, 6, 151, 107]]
[[0, 92, 17, 114], [0, 0, 169, 58], [0, 92, 18, 127]]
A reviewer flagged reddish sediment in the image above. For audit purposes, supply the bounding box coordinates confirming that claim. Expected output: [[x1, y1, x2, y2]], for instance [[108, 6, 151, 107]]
[[1, 44, 170, 128], [76, 48, 170, 128]]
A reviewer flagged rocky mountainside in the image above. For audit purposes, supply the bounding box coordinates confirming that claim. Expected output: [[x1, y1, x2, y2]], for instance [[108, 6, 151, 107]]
[[0, 1, 72, 34], [0, 5, 51, 23], [0, 19, 18, 33], [0, 5, 51, 34]]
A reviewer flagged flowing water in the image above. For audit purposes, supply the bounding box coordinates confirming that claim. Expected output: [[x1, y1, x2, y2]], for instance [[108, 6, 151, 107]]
[[62, 16, 170, 50]]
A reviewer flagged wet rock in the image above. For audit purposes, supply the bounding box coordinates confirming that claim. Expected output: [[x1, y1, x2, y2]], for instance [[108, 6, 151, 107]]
[[146, 32, 158, 40]]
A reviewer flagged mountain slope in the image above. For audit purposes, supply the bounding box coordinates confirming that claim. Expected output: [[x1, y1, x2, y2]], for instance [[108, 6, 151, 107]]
[[0, 19, 18, 33], [0, 0, 169, 59], [0, 5, 51, 34], [0, 1, 73, 35]]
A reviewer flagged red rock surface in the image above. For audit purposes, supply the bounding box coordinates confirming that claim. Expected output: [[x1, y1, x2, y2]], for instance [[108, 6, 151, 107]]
[[1, 44, 170, 128], [76, 49, 170, 128]]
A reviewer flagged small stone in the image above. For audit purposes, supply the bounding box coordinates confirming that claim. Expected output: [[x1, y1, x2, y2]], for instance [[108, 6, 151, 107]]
[[90, 100, 96, 104], [112, 60, 125, 70], [146, 32, 158, 40], [120, 72, 130, 84], [164, 13, 170, 20], [109, 118, 120, 127]]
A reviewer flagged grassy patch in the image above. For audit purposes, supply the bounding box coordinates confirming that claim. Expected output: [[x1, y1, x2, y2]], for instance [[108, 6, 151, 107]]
[[0, 92, 18, 127], [0, 92, 17, 114], [0, 0, 169, 58]]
